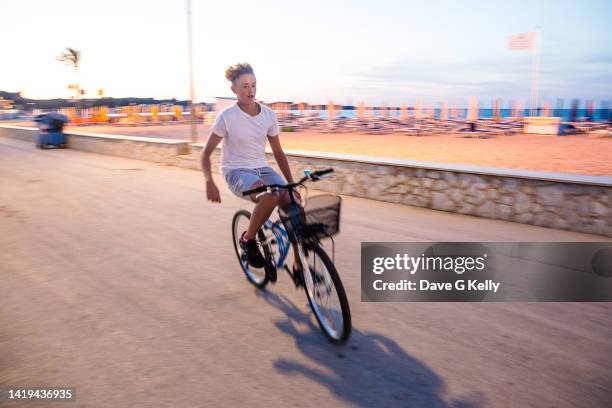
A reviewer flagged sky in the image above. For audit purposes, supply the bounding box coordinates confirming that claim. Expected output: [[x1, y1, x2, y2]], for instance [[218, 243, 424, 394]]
[[1, 0, 611, 106]]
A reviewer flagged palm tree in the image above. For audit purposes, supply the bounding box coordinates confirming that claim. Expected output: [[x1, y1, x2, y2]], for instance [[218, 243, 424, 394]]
[[56, 47, 81, 100]]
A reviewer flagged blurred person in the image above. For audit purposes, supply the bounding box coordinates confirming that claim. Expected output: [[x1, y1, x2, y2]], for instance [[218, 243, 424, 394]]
[[200, 63, 302, 272]]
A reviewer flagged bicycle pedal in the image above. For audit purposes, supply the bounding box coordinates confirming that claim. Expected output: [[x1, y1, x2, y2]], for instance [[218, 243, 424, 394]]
[[293, 268, 305, 288], [266, 265, 277, 283]]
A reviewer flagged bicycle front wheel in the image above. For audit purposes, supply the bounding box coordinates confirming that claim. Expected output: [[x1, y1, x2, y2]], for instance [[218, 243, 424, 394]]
[[232, 210, 270, 288], [299, 244, 351, 344]]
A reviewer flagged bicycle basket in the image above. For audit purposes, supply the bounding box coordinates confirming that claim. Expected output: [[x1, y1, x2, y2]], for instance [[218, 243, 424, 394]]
[[279, 194, 342, 240], [279, 204, 305, 238], [303, 194, 342, 239]]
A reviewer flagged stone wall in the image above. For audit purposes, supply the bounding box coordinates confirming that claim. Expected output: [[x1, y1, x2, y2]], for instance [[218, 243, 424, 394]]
[[0, 125, 190, 164], [67, 132, 190, 163], [188, 145, 612, 238], [0, 125, 37, 142]]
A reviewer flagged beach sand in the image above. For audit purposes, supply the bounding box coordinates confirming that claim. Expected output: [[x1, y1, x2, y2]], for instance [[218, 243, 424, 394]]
[[8, 122, 612, 176]]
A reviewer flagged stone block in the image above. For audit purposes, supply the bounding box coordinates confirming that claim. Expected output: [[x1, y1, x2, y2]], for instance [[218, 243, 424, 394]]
[[589, 201, 609, 217], [432, 180, 449, 191], [449, 188, 464, 203], [536, 185, 565, 207], [496, 204, 513, 220], [514, 192, 531, 214], [432, 192, 455, 211], [476, 201, 496, 218]]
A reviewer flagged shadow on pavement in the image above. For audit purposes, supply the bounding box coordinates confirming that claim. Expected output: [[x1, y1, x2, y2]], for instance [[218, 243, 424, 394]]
[[256, 289, 483, 408]]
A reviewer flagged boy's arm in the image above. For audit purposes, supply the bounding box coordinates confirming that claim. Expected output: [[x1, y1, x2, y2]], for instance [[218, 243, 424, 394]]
[[268, 135, 294, 184], [201, 133, 224, 202]]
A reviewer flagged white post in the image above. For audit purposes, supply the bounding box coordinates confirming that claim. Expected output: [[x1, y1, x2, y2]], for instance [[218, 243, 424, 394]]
[[186, 0, 198, 143], [530, 30, 541, 117]]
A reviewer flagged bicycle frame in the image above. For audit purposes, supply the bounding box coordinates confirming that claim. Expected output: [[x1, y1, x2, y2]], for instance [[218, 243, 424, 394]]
[[244, 167, 336, 267], [262, 218, 291, 269]]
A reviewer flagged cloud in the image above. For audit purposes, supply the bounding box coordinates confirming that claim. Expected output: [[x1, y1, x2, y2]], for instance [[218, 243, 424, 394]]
[[340, 53, 612, 102]]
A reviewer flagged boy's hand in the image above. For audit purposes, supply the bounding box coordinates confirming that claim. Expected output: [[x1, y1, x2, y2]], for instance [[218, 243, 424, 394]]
[[206, 180, 221, 203]]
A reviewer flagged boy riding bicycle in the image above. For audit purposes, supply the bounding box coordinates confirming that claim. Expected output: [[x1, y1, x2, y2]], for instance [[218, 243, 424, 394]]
[[200, 63, 302, 273]]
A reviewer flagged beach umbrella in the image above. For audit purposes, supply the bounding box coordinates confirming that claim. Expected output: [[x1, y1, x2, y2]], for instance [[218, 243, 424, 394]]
[[151, 104, 159, 122], [555, 99, 564, 117], [414, 100, 422, 120], [357, 102, 365, 119], [493, 99, 501, 122], [467, 97, 479, 121], [518, 99, 526, 118], [569, 99, 579, 122], [65, 107, 76, 122], [99, 106, 109, 123], [174, 105, 182, 121], [601, 100, 611, 122], [327, 101, 334, 127], [586, 100, 595, 121], [440, 102, 448, 121], [513, 99, 525, 118], [327, 101, 334, 119], [400, 103, 408, 121]]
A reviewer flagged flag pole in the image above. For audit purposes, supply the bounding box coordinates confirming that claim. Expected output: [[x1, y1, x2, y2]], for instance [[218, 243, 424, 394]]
[[530, 29, 541, 116]]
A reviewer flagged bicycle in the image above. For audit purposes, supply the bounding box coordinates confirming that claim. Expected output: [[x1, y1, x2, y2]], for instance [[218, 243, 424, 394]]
[[231, 168, 352, 344]]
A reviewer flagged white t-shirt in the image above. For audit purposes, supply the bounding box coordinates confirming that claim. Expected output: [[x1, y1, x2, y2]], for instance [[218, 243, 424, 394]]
[[210, 103, 279, 176]]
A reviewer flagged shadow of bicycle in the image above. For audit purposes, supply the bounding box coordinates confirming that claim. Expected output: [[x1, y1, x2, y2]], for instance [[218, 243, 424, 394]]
[[255, 289, 483, 408]]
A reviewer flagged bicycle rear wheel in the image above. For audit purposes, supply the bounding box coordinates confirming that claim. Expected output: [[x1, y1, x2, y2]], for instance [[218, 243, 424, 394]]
[[299, 244, 351, 343], [232, 210, 270, 288]]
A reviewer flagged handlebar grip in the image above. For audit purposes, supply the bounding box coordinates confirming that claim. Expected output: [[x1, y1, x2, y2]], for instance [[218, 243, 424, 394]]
[[242, 185, 268, 196], [311, 168, 334, 177]]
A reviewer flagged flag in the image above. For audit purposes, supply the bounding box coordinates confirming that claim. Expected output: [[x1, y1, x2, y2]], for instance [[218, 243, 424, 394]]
[[507, 32, 536, 50]]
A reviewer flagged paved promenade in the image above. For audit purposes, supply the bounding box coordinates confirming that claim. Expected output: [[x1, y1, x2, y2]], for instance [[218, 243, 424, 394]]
[[1, 136, 610, 407]]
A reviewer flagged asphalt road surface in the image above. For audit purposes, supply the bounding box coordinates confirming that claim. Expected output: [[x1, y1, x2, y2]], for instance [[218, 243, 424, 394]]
[[1, 136, 611, 407]]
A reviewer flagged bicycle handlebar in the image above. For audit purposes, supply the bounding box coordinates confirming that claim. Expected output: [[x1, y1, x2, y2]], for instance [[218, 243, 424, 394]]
[[242, 168, 334, 196]]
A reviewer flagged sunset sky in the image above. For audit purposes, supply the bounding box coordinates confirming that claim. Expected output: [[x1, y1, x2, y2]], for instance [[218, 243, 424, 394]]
[[1, 0, 610, 105]]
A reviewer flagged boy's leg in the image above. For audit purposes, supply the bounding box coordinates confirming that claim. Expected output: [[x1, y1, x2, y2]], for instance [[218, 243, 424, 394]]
[[243, 182, 279, 240], [238, 186, 279, 269], [226, 169, 278, 268], [278, 190, 304, 272]]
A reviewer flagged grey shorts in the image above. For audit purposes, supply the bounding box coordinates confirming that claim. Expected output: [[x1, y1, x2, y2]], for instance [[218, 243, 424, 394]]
[[224, 167, 286, 202]]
